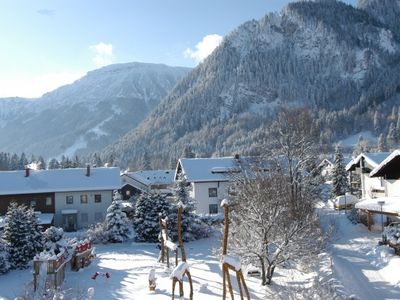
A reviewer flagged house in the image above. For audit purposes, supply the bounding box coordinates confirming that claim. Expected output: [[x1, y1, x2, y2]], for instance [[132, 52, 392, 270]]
[[346, 152, 390, 199], [0, 166, 120, 231], [175, 155, 261, 214], [354, 150, 400, 230], [120, 169, 175, 200]]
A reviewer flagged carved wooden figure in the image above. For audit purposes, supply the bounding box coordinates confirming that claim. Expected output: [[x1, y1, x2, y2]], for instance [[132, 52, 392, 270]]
[[159, 216, 178, 268], [170, 205, 193, 300], [221, 200, 250, 300]]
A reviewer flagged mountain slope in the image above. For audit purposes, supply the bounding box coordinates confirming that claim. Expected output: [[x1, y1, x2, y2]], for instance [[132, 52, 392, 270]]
[[0, 63, 190, 158], [102, 0, 400, 168]]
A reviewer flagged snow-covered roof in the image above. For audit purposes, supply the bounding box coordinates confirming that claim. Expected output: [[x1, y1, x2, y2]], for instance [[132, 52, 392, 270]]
[[177, 157, 249, 182], [345, 152, 390, 172], [0, 167, 120, 196], [370, 149, 400, 178], [35, 212, 54, 225], [355, 197, 400, 215], [123, 170, 175, 187]]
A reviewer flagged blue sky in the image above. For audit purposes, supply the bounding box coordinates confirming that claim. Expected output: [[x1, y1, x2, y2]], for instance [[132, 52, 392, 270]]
[[0, 0, 357, 98]]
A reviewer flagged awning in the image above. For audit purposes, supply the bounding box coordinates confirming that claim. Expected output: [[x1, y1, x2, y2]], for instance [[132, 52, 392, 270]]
[[61, 209, 78, 214]]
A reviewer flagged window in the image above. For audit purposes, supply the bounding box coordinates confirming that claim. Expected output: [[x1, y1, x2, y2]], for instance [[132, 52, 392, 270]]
[[94, 194, 102, 203], [209, 204, 218, 214], [208, 188, 218, 198], [81, 213, 88, 223], [30, 200, 36, 208], [66, 195, 73, 204], [46, 197, 52, 206], [80, 195, 88, 204], [94, 212, 103, 222]]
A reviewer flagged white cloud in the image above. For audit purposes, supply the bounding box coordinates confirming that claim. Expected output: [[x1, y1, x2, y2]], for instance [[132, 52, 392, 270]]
[[90, 42, 113, 67], [0, 72, 85, 98], [184, 34, 223, 62]]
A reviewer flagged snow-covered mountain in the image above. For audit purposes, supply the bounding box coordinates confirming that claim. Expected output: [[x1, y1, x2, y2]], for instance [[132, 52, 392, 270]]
[[0, 63, 190, 158], [102, 0, 400, 168]]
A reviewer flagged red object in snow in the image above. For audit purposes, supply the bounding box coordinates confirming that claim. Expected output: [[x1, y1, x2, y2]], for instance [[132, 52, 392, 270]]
[[91, 272, 99, 280]]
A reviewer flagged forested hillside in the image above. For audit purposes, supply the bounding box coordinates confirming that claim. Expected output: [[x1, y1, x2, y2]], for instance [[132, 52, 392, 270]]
[[102, 0, 400, 169]]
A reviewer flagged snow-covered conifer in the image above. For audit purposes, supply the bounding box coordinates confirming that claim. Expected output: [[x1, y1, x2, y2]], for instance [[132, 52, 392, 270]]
[[2, 203, 43, 269], [133, 192, 171, 242], [104, 191, 133, 243], [0, 239, 10, 274], [331, 144, 349, 198]]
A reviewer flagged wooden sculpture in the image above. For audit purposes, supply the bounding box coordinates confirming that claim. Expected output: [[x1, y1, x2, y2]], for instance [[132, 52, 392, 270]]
[[170, 204, 193, 300], [159, 216, 178, 268], [221, 199, 250, 300]]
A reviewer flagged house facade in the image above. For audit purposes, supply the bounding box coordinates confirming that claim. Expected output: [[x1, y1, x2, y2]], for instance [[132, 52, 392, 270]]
[[175, 156, 249, 214], [355, 150, 400, 229], [346, 152, 390, 199], [0, 166, 120, 231]]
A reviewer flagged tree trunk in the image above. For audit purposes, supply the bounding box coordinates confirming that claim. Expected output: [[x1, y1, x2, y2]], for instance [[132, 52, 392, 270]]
[[259, 256, 267, 286], [266, 264, 275, 285]]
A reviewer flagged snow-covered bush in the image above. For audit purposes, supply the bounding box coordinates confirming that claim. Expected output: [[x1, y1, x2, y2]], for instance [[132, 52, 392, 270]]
[[104, 191, 133, 243], [87, 222, 110, 244], [383, 223, 400, 245], [2, 202, 44, 269], [133, 192, 171, 242], [0, 239, 10, 274], [347, 208, 361, 224], [44, 226, 64, 243], [199, 214, 224, 227]]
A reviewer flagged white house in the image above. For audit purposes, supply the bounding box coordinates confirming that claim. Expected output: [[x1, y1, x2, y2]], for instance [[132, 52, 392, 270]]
[[175, 156, 254, 214], [0, 166, 120, 231], [355, 150, 400, 229], [346, 152, 390, 199]]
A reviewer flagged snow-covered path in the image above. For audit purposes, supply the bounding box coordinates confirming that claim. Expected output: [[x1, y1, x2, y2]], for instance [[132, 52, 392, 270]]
[[321, 205, 400, 300]]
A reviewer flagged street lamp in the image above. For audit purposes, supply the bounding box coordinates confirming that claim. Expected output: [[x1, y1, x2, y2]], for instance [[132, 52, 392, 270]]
[[377, 200, 385, 232]]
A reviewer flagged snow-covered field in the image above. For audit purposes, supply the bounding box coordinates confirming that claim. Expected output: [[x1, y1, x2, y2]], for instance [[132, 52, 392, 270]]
[[2, 204, 400, 299]]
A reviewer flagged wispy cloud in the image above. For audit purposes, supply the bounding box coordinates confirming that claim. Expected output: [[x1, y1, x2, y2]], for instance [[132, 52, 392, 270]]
[[184, 34, 223, 63], [37, 9, 55, 16], [89, 42, 113, 67], [0, 72, 84, 98]]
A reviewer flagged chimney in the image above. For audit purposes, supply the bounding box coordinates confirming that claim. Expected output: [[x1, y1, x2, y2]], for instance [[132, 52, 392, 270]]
[[25, 167, 30, 177], [86, 164, 91, 177]]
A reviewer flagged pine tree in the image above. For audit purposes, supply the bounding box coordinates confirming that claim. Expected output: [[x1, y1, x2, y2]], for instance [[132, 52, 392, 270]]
[[331, 145, 349, 198], [104, 191, 132, 243], [170, 177, 196, 241], [2, 203, 43, 269], [133, 192, 171, 242], [182, 145, 196, 158], [377, 133, 387, 152], [387, 122, 398, 150], [48, 158, 60, 169], [0, 239, 10, 274]]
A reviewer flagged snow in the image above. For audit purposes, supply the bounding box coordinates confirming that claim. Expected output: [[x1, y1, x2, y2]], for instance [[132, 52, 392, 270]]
[[123, 170, 175, 187], [178, 156, 258, 182], [222, 255, 241, 271], [370, 149, 400, 178], [59, 135, 87, 158], [355, 197, 400, 214], [164, 240, 177, 251], [220, 198, 230, 207], [169, 262, 189, 281], [346, 152, 390, 171], [34, 212, 54, 225], [319, 203, 400, 299], [0, 167, 120, 196], [339, 131, 376, 148], [332, 194, 359, 206]]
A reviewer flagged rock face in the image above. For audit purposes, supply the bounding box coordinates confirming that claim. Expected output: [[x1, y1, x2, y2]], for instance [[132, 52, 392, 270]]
[[103, 0, 400, 168], [0, 63, 190, 158]]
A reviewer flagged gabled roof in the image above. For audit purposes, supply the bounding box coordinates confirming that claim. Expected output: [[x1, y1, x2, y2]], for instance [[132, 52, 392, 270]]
[[176, 156, 260, 183], [345, 152, 390, 172], [370, 149, 400, 179], [0, 167, 120, 196], [122, 170, 175, 187]]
